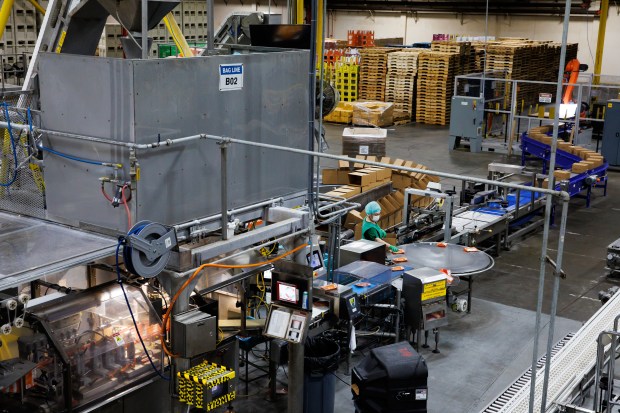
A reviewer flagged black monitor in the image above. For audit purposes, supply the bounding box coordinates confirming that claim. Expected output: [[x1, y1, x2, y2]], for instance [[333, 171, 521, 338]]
[[306, 250, 324, 271], [250, 24, 311, 49]]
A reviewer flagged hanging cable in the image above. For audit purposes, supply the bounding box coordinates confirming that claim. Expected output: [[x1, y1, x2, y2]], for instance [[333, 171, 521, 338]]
[[115, 241, 170, 381], [38, 144, 121, 167], [0, 103, 19, 187]]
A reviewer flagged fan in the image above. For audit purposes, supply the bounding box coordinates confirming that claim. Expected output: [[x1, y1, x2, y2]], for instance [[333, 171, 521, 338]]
[[316, 81, 340, 118], [314, 81, 340, 151]]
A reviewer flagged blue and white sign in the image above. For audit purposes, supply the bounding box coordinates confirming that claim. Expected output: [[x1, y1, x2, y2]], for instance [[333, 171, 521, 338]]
[[219, 64, 244, 91]]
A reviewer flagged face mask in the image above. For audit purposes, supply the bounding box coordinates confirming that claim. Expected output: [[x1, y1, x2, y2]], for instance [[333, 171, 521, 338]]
[[372, 215, 380, 222]]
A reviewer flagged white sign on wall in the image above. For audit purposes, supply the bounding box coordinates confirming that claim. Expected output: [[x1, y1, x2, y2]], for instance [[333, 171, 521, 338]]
[[219, 64, 244, 91]]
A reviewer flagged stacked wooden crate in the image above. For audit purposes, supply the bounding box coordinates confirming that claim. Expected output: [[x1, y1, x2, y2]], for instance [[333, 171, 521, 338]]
[[359, 48, 400, 101], [416, 51, 459, 126], [385, 49, 424, 123]]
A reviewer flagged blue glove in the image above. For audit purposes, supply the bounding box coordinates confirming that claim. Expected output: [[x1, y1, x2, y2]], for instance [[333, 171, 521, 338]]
[[389, 245, 399, 253]]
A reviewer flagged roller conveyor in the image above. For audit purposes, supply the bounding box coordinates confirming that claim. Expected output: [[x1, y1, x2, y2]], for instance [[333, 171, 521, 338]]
[[479, 290, 620, 413]]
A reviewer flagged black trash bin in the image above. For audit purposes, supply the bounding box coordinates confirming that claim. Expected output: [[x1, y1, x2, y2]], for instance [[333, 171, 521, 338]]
[[303, 337, 340, 413]]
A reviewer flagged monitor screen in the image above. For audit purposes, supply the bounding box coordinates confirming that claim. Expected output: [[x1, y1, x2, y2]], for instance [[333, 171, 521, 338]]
[[250, 24, 311, 49], [277, 281, 299, 304], [307, 250, 324, 271]]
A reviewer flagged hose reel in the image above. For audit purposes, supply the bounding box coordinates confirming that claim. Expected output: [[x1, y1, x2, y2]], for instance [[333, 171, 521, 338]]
[[123, 220, 178, 278]]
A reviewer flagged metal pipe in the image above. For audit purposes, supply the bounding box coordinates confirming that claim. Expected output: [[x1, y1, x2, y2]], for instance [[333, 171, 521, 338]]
[[296, 0, 304, 23], [141, 0, 148, 59], [307, 0, 318, 226], [530, 0, 572, 410], [174, 198, 283, 231], [540, 197, 569, 411], [220, 143, 229, 240], [0, 0, 15, 42], [174, 228, 310, 277], [207, 0, 214, 52], [201, 135, 569, 199], [26, 0, 46, 15]]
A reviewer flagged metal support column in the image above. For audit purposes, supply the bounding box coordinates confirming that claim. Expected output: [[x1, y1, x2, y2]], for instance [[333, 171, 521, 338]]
[[296, 0, 304, 23], [207, 0, 214, 52], [288, 342, 304, 413], [529, 0, 572, 411], [220, 142, 229, 240], [141, 0, 148, 59], [594, 0, 609, 85]]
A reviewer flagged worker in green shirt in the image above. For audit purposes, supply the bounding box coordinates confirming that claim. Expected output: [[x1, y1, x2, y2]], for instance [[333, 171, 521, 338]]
[[362, 201, 399, 253]]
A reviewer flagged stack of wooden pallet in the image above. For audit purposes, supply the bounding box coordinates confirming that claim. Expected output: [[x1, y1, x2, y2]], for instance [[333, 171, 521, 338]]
[[431, 41, 474, 75], [416, 51, 460, 125], [359, 48, 400, 101], [385, 49, 425, 123]]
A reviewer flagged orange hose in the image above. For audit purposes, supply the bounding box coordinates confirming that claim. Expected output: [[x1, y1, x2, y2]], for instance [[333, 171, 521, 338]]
[[160, 242, 308, 357]]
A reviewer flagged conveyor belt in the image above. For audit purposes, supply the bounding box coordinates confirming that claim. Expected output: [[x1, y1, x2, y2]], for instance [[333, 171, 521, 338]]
[[481, 332, 575, 413], [479, 291, 620, 412]]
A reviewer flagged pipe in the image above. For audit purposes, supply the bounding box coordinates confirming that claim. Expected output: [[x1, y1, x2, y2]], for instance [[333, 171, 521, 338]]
[[26, 0, 46, 15], [173, 228, 310, 277], [0, 0, 15, 42], [174, 198, 283, 231], [141, 0, 148, 59], [296, 0, 304, 23], [199, 135, 569, 200], [207, 0, 214, 52], [220, 143, 229, 240], [593, 0, 609, 85], [529, 0, 572, 411], [307, 0, 317, 224]]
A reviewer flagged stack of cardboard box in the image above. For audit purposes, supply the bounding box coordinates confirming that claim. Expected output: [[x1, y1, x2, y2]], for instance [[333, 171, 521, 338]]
[[324, 101, 354, 124], [323, 159, 393, 197], [343, 190, 405, 241]]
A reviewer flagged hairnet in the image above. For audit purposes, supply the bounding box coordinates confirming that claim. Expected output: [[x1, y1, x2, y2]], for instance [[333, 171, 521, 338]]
[[365, 201, 381, 215]]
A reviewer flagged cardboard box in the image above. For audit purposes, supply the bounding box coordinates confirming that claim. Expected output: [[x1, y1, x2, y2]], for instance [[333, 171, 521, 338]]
[[366, 167, 391, 182], [392, 174, 411, 190], [553, 170, 571, 181], [571, 162, 590, 174], [338, 160, 351, 170], [354, 155, 366, 169], [392, 190, 405, 204], [322, 169, 350, 185], [349, 171, 376, 186], [339, 186, 362, 198], [344, 210, 364, 230], [380, 157, 392, 165], [401, 160, 416, 177], [361, 181, 384, 192], [557, 141, 571, 152], [354, 223, 362, 240], [352, 101, 394, 127], [342, 127, 387, 157], [587, 156, 604, 167]]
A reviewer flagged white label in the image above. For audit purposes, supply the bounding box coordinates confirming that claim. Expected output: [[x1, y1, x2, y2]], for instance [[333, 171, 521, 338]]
[[461, 101, 468, 106], [219, 64, 243, 91], [539, 93, 552, 103], [165, 237, 172, 248], [113, 333, 125, 346], [359, 145, 369, 155], [415, 388, 427, 400]]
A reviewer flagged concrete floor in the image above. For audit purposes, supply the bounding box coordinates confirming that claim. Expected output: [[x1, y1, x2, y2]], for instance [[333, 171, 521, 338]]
[[214, 123, 619, 412]]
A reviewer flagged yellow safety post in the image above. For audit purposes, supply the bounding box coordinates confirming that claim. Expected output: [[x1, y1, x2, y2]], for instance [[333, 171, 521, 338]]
[[316, 0, 324, 65], [26, 0, 46, 15], [296, 0, 304, 24], [594, 0, 609, 85], [538, 106, 545, 118], [0, 0, 15, 42], [163, 12, 193, 57], [548, 107, 555, 120]]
